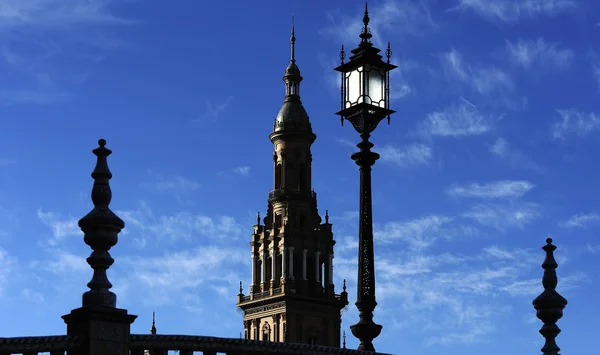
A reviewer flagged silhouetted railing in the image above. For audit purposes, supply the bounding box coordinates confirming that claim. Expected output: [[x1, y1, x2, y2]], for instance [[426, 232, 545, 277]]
[[129, 335, 389, 355], [0, 335, 81, 355]]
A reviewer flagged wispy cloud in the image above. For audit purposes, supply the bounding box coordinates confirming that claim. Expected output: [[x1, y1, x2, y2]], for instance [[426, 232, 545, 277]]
[[0, 248, 17, 295], [462, 202, 541, 231], [116, 202, 244, 246], [0, 0, 135, 105], [490, 138, 543, 172], [453, 0, 578, 23], [552, 109, 600, 139], [418, 103, 495, 138], [442, 49, 514, 96], [505, 38, 574, 70], [195, 96, 233, 121], [37, 209, 81, 245], [374, 215, 478, 249], [447, 180, 535, 199], [218, 166, 251, 177], [0, 90, 72, 105], [379, 144, 432, 168], [559, 213, 600, 228], [150, 176, 201, 194], [321, 0, 435, 46], [0, 0, 132, 29], [232, 166, 251, 176]]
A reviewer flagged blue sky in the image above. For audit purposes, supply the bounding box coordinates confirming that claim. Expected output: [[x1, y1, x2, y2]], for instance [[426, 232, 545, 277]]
[[0, 0, 599, 353]]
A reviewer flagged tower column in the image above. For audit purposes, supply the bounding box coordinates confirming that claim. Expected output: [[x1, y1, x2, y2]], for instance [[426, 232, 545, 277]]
[[281, 247, 287, 279], [315, 251, 321, 282], [270, 247, 277, 288], [261, 247, 268, 287], [302, 249, 308, 280], [328, 253, 334, 285], [289, 247, 295, 280], [251, 254, 256, 288]]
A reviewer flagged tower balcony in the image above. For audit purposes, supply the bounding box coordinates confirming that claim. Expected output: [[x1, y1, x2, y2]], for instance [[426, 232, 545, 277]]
[[268, 188, 316, 203]]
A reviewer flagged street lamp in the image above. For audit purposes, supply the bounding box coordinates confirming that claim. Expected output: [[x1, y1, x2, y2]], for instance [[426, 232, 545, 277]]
[[333, 3, 396, 352]]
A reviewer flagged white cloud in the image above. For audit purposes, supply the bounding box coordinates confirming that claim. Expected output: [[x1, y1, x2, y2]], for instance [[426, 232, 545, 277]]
[[195, 96, 233, 121], [442, 49, 514, 96], [37, 209, 81, 244], [559, 213, 600, 228], [123, 246, 246, 307], [379, 144, 432, 167], [42, 249, 88, 274], [0, 248, 17, 296], [505, 38, 574, 70], [462, 202, 541, 230], [418, 103, 495, 137], [447, 180, 535, 199], [0, 0, 131, 30], [490, 138, 543, 172], [374, 215, 478, 249], [152, 176, 201, 193], [232, 166, 251, 177], [453, 0, 577, 23], [321, 0, 435, 46], [117, 202, 244, 245], [552, 109, 600, 139]]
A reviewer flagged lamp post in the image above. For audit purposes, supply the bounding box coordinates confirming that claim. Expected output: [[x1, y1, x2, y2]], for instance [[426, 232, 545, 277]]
[[334, 3, 396, 352]]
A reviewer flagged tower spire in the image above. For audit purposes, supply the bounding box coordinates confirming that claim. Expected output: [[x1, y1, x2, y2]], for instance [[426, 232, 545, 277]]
[[290, 17, 296, 64], [151, 312, 156, 335]]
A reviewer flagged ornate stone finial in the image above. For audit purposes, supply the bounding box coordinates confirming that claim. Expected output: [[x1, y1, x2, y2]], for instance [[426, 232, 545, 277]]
[[79, 139, 125, 308], [257, 211, 261, 226], [239, 280, 243, 295], [151, 312, 157, 335], [533, 238, 568, 355], [343, 279, 347, 292], [325, 210, 330, 224], [343, 330, 347, 348]]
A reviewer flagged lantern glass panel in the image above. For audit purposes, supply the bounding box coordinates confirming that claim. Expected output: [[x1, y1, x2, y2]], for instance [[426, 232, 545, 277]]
[[367, 66, 385, 108], [345, 66, 363, 109]]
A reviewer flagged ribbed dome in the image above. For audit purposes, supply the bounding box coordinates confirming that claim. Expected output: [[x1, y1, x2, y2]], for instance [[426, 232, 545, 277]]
[[274, 100, 311, 132]]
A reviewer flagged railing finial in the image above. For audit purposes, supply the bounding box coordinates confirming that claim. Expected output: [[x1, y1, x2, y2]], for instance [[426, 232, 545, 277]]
[[79, 139, 125, 308], [533, 238, 567, 355]]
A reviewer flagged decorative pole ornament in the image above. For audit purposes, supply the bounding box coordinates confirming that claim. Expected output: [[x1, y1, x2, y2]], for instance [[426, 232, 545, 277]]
[[533, 238, 568, 355], [333, 2, 396, 351], [78, 139, 125, 308]]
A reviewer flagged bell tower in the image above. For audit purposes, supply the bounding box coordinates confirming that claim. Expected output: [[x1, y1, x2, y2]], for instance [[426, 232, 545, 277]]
[[236, 22, 348, 347]]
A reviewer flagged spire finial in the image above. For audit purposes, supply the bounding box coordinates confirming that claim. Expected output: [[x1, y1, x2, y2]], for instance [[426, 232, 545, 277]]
[[325, 210, 330, 224], [79, 139, 125, 308], [257, 211, 261, 226], [239, 280, 243, 295], [290, 16, 296, 64], [151, 312, 157, 334], [343, 330, 347, 348], [343, 279, 347, 292], [533, 238, 567, 355], [359, 1, 372, 43]]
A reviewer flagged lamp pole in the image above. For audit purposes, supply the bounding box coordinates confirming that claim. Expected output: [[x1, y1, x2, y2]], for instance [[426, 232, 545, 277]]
[[334, 3, 397, 352]]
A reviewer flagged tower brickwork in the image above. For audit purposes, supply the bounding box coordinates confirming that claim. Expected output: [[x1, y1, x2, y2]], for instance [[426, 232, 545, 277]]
[[236, 23, 348, 347]]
